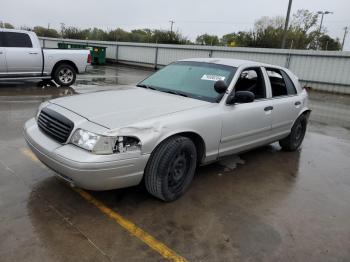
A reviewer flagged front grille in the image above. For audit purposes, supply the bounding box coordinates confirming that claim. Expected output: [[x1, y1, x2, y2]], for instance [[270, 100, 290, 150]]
[[37, 107, 74, 143]]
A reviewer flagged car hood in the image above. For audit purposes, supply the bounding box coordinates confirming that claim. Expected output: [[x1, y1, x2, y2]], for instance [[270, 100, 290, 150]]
[[51, 86, 210, 129]]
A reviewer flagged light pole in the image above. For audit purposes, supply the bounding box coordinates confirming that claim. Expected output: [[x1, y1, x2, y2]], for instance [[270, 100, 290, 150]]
[[60, 23, 65, 38], [169, 20, 175, 34], [281, 0, 293, 49], [317, 11, 333, 50], [342, 26, 348, 51]]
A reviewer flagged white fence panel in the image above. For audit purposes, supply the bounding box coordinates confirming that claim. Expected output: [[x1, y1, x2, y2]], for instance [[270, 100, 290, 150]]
[[38, 37, 350, 93], [157, 48, 210, 65], [118, 46, 155, 64]]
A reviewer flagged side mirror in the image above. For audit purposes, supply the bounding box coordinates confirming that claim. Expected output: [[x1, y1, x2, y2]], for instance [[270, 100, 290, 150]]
[[227, 91, 255, 104], [214, 80, 228, 94]]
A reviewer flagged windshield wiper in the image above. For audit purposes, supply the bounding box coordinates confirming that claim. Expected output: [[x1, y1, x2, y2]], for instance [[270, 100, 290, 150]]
[[137, 84, 188, 97], [136, 83, 157, 90], [162, 90, 188, 97]]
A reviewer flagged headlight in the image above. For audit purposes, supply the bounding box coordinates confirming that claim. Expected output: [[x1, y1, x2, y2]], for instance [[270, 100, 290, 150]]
[[70, 129, 140, 155]]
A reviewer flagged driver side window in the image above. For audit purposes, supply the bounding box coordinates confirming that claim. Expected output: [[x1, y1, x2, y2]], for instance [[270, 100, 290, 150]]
[[234, 68, 266, 99]]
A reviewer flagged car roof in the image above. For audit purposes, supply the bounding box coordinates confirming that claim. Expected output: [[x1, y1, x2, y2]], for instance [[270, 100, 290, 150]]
[[179, 57, 282, 69], [178, 57, 300, 91], [0, 28, 33, 34]]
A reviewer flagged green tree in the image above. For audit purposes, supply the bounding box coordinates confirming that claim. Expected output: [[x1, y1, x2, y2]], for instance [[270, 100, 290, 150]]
[[0, 22, 14, 29], [130, 29, 152, 42], [196, 34, 220, 46], [221, 31, 254, 47], [63, 27, 91, 40], [152, 30, 189, 44], [252, 16, 285, 48], [287, 9, 319, 49], [318, 35, 341, 50], [110, 28, 131, 42], [89, 28, 108, 40], [33, 26, 60, 38]]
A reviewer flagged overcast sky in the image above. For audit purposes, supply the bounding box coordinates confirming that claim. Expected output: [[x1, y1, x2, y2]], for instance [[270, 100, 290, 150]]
[[1, 0, 350, 50]]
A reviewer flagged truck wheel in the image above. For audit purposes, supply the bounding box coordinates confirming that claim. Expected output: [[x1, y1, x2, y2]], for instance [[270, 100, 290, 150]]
[[279, 114, 307, 151], [53, 64, 76, 87], [145, 136, 197, 202]]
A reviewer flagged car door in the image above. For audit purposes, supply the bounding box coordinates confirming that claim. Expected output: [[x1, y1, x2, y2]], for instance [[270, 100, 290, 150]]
[[219, 67, 273, 156], [264, 67, 303, 137], [3, 32, 42, 76], [0, 32, 7, 76]]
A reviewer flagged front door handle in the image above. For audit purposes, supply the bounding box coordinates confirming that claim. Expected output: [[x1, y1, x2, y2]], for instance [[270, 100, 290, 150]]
[[294, 101, 301, 106], [29, 52, 38, 54], [264, 106, 273, 111], [0, 51, 3, 54]]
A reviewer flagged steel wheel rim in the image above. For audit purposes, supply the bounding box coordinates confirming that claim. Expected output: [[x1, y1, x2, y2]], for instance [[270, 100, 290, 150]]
[[293, 120, 306, 147], [58, 68, 73, 84], [295, 123, 303, 141], [168, 148, 192, 194]]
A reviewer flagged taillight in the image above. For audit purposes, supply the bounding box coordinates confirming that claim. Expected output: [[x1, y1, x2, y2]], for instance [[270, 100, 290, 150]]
[[87, 53, 92, 64]]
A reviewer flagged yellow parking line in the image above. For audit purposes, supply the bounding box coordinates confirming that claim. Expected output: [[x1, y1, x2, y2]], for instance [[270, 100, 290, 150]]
[[74, 188, 187, 262], [20, 147, 188, 262], [20, 148, 40, 163]]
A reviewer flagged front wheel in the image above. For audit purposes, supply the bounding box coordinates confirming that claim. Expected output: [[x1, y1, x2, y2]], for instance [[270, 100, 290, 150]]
[[53, 64, 76, 87], [144, 136, 197, 202], [279, 114, 308, 151]]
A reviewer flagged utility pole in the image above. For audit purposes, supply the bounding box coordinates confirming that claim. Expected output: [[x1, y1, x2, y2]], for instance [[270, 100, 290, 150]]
[[342, 26, 348, 51], [281, 0, 293, 49], [316, 11, 333, 50], [60, 23, 65, 38], [169, 20, 175, 34]]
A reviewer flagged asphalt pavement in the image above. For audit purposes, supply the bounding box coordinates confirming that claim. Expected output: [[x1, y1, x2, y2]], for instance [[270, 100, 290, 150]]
[[1, 64, 350, 262]]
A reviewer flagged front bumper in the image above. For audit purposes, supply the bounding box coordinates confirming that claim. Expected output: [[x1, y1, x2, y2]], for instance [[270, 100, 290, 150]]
[[23, 118, 150, 190]]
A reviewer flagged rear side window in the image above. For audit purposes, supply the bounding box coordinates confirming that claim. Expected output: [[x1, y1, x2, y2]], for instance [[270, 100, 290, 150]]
[[0, 32, 5, 47], [266, 68, 297, 97], [280, 70, 297, 95], [2, 32, 33, 48]]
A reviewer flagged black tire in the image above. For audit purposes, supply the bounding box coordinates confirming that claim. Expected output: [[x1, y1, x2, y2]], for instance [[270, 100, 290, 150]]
[[53, 64, 76, 87], [144, 136, 197, 202], [279, 114, 307, 151]]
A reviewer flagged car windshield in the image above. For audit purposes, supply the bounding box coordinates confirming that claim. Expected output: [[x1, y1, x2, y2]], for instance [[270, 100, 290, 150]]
[[138, 61, 237, 102]]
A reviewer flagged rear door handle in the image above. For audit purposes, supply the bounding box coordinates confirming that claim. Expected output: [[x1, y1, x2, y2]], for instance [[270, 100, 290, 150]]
[[294, 101, 301, 106], [264, 106, 273, 111], [29, 52, 38, 54], [0, 51, 3, 54]]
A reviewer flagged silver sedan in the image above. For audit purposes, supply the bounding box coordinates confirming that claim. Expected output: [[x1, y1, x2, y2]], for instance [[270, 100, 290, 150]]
[[24, 58, 311, 201]]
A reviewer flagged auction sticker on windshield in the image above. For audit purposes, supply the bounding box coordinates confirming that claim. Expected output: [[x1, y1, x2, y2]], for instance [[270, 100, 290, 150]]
[[201, 74, 226, 81]]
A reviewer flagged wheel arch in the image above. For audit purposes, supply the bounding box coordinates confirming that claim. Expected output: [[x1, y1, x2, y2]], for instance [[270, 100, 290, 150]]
[[298, 108, 312, 119], [289, 108, 311, 131], [51, 60, 79, 77], [151, 131, 206, 164]]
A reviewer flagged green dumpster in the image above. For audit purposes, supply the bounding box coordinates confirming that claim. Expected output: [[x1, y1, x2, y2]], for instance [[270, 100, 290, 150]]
[[58, 42, 106, 65]]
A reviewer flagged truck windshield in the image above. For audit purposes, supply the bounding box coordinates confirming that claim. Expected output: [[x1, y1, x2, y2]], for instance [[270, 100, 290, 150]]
[[138, 61, 237, 102]]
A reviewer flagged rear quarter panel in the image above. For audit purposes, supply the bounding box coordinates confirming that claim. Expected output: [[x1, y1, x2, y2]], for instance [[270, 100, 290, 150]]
[[43, 49, 89, 74]]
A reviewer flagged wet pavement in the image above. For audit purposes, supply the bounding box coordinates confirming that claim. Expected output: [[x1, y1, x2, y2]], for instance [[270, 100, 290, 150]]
[[1, 65, 350, 262]]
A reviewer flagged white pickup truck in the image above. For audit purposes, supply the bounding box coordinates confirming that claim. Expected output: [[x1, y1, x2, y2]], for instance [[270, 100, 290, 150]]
[[0, 29, 91, 86]]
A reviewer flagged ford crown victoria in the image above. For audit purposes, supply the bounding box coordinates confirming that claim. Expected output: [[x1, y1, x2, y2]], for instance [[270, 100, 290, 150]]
[[23, 58, 311, 201]]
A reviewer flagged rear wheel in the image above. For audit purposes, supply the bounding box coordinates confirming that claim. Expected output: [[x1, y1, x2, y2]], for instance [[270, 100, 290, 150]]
[[53, 64, 76, 87], [279, 114, 307, 151], [144, 136, 197, 202]]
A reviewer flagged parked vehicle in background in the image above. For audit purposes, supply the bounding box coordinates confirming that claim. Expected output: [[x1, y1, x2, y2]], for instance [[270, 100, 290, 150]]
[[0, 29, 91, 86], [24, 58, 311, 201]]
